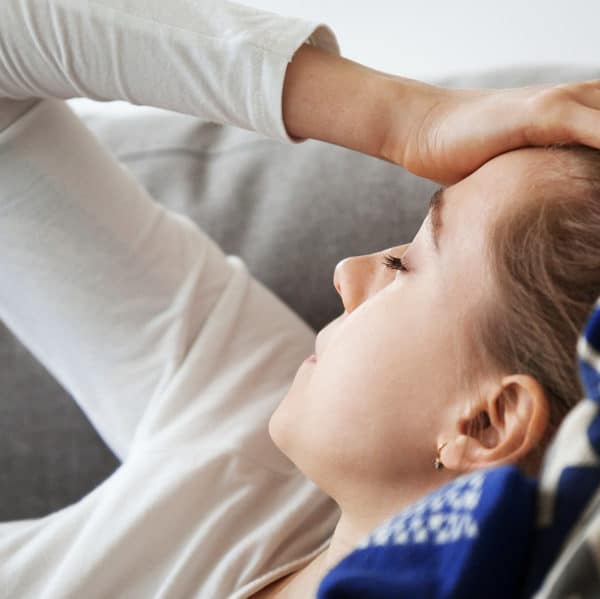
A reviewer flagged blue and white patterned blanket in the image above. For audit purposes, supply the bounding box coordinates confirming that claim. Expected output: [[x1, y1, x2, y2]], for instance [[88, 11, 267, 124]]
[[318, 298, 600, 598]]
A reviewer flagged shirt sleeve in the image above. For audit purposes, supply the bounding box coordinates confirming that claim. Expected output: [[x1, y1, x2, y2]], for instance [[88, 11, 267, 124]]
[[0, 0, 340, 143], [0, 0, 340, 461]]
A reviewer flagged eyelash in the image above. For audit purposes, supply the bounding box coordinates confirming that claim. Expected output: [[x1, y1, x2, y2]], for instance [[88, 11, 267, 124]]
[[382, 252, 409, 273]]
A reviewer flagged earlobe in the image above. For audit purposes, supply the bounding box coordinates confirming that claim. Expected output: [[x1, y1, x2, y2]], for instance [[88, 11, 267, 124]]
[[440, 374, 549, 473]]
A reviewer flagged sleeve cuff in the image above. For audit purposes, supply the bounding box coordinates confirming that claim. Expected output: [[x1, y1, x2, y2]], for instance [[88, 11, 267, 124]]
[[257, 21, 341, 145]]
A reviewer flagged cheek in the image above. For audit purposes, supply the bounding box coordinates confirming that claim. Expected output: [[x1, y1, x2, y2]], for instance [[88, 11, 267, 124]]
[[304, 317, 411, 431], [273, 282, 454, 430], [307, 291, 456, 429], [270, 320, 400, 457]]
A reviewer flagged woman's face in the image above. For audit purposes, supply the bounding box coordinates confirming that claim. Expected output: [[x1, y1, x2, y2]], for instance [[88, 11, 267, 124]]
[[269, 147, 546, 510]]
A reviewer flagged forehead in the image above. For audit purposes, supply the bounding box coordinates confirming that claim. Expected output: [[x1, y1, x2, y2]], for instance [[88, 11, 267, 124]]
[[443, 147, 560, 232], [428, 148, 561, 303]]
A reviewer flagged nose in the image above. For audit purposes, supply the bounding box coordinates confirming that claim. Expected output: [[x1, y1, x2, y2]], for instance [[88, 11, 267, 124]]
[[333, 244, 409, 313]]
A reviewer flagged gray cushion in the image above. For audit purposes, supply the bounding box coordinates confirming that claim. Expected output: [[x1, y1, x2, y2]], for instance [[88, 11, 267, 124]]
[[1, 63, 598, 521]]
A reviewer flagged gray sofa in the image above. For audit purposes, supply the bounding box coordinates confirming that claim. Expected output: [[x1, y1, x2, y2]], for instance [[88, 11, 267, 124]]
[[1, 63, 598, 525]]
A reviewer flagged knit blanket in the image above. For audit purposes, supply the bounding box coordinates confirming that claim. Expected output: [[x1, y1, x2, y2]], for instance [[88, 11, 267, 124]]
[[318, 298, 600, 598]]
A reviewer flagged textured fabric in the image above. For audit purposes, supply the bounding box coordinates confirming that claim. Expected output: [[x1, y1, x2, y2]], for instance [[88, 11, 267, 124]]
[[0, 0, 339, 142], [316, 300, 600, 598], [0, 1, 343, 597]]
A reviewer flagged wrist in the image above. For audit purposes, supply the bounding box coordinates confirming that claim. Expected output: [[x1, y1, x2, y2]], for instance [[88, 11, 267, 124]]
[[282, 43, 393, 159], [377, 76, 447, 170]]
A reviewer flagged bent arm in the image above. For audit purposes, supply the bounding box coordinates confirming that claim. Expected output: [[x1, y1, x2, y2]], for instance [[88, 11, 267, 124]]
[[0, 0, 349, 460]]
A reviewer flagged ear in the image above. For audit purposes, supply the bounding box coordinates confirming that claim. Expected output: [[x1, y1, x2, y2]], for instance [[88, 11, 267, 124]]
[[440, 374, 549, 473]]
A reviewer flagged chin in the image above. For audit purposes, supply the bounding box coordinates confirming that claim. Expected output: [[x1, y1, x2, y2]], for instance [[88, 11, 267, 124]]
[[268, 407, 286, 450], [268, 402, 300, 462]]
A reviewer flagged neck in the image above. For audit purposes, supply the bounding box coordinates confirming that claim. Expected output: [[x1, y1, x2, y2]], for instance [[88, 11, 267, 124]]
[[291, 474, 456, 596], [266, 472, 457, 598]]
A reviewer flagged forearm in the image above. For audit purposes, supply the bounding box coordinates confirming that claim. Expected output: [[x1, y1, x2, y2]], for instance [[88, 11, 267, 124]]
[[0, 0, 339, 143], [282, 43, 404, 159]]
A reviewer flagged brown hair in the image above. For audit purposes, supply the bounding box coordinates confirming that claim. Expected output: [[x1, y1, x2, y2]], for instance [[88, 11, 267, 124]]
[[463, 143, 600, 476]]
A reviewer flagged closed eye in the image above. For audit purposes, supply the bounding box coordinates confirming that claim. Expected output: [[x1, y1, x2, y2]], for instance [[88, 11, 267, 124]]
[[381, 252, 409, 273]]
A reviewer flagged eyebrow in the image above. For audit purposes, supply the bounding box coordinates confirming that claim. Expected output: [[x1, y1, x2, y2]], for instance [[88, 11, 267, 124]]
[[428, 186, 447, 253]]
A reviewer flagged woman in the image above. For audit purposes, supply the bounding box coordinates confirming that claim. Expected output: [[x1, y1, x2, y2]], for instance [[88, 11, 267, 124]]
[[0, 1, 598, 598]]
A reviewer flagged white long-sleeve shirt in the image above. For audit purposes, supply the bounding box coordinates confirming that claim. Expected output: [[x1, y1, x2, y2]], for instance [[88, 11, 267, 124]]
[[0, 1, 342, 597]]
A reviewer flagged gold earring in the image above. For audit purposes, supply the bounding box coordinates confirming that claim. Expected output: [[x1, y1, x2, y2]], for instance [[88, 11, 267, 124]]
[[434, 441, 448, 470]]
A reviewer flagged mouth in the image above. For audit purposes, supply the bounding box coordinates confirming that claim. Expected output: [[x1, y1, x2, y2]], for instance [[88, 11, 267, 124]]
[[305, 354, 317, 363]]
